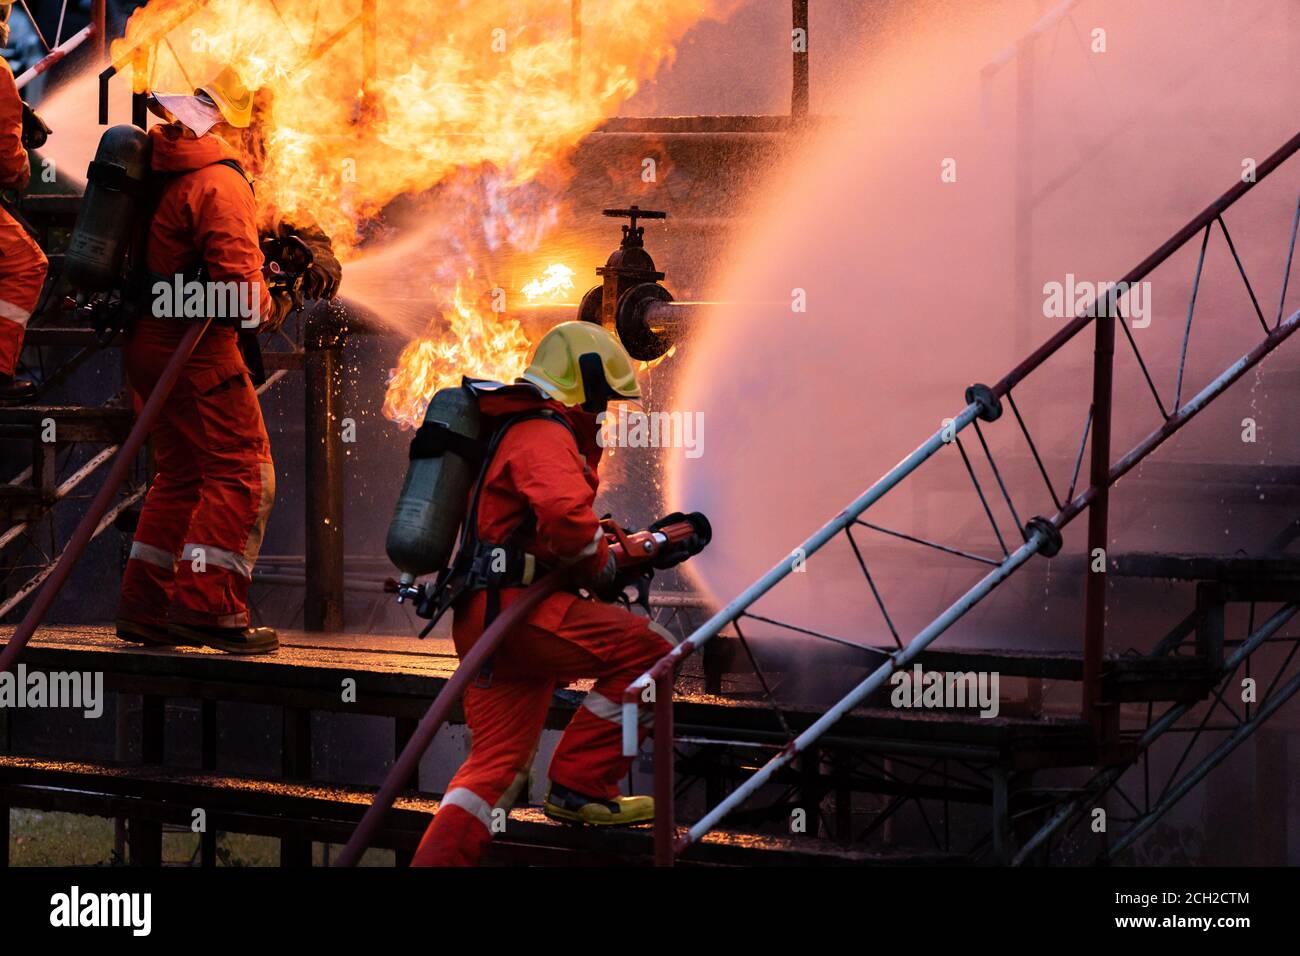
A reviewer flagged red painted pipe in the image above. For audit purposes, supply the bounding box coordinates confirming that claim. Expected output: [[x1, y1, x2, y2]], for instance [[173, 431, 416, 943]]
[[0, 320, 211, 675], [334, 573, 566, 867], [653, 671, 675, 866], [13, 26, 95, 89], [993, 128, 1300, 399]]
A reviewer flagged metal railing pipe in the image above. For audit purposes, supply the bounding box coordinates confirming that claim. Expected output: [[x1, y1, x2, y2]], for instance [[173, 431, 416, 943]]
[[0, 321, 211, 674], [335, 573, 567, 866], [621, 399, 985, 755], [993, 129, 1300, 399], [677, 528, 1048, 852], [14, 25, 95, 90], [1108, 661, 1300, 859], [1012, 602, 1298, 865]]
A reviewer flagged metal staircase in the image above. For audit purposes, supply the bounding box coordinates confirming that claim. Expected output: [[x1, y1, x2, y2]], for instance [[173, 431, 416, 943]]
[[625, 128, 1300, 865]]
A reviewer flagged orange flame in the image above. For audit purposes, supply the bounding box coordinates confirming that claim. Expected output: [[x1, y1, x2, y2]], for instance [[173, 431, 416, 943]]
[[94, 0, 733, 428], [381, 280, 533, 429], [521, 263, 576, 302], [106, 0, 734, 251]]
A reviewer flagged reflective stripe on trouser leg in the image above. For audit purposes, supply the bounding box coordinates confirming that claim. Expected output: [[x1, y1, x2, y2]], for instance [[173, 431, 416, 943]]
[[0, 210, 48, 376], [548, 616, 678, 799], [411, 678, 552, 867], [171, 455, 274, 629], [119, 542, 181, 627], [0, 312, 28, 377]]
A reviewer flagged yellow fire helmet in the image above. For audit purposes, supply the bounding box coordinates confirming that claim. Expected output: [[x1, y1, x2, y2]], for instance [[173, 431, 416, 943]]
[[196, 66, 254, 130], [520, 321, 642, 412]]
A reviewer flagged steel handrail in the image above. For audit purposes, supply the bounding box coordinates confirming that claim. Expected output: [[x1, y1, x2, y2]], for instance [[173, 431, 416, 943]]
[[626, 126, 1300, 863], [0, 320, 211, 675]]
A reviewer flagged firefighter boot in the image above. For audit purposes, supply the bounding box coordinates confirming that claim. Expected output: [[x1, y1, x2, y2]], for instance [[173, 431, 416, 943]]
[[116, 618, 204, 648], [168, 623, 279, 655], [543, 781, 654, 826], [0, 372, 35, 405]]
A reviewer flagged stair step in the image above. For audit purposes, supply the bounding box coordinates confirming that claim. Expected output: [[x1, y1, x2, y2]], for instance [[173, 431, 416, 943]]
[[1101, 655, 1220, 703], [0, 483, 50, 521], [0, 755, 926, 866], [17, 194, 82, 223], [0, 405, 133, 442], [21, 327, 103, 347]]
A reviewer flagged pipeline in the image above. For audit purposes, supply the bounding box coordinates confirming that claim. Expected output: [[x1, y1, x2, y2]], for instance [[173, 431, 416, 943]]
[[334, 572, 566, 866], [14, 25, 97, 90], [0, 320, 211, 675]]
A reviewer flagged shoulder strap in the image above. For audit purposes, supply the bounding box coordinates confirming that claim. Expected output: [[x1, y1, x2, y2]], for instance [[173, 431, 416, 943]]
[[131, 157, 255, 295], [212, 158, 255, 195], [457, 409, 578, 557]]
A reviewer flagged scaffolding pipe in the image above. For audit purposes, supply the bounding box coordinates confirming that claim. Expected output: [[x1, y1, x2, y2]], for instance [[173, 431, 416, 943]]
[[1012, 601, 1299, 865], [0, 445, 118, 551], [0, 321, 210, 675], [621, 398, 987, 756], [658, 307, 1299, 855], [1108, 657, 1300, 859], [334, 573, 567, 867], [675, 529, 1047, 855], [14, 25, 95, 89], [0, 484, 145, 619], [993, 129, 1300, 399]]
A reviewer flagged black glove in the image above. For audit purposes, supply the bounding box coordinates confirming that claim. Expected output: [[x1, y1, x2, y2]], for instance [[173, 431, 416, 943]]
[[595, 565, 655, 607], [21, 102, 51, 151], [278, 221, 341, 300], [261, 289, 297, 334], [647, 511, 712, 570], [301, 240, 341, 300]]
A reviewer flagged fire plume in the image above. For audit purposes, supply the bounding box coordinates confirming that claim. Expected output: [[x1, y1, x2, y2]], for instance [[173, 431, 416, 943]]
[[106, 0, 732, 250], [381, 281, 532, 429], [83, 0, 733, 427]]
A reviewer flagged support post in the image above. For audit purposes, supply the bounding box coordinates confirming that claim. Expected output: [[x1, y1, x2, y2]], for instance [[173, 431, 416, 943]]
[[200, 699, 217, 867], [791, 0, 809, 121], [991, 769, 1011, 865], [1081, 304, 1117, 743], [653, 672, 674, 866], [570, 0, 581, 101], [305, 313, 345, 632], [393, 716, 420, 866], [1013, 37, 1035, 362], [130, 695, 164, 866], [92, 0, 108, 61], [800, 748, 821, 837], [1194, 583, 1226, 669], [281, 707, 313, 866]]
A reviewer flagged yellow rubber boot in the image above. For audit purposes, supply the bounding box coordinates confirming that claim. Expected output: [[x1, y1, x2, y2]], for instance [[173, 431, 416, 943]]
[[543, 782, 654, 826]]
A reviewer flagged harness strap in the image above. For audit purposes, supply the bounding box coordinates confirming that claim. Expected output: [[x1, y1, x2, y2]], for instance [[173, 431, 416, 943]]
[[419, 408, 582, 687], [137, 159, 266, 383]]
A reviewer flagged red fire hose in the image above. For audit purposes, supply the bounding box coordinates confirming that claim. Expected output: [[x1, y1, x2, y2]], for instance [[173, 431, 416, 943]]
[[0, 319, 211, 675], [334, 572, 566, 866]]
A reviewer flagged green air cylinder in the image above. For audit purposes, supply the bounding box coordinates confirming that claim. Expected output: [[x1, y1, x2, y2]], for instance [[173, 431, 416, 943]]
[[386, 386, 483, 588], [65, 124, 152, 292]]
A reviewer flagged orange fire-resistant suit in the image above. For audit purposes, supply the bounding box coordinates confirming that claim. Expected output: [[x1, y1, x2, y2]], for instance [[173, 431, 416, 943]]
[[117, 125, 275, 630], [0, 58, 47, 377], [411, 390, 678, 867]]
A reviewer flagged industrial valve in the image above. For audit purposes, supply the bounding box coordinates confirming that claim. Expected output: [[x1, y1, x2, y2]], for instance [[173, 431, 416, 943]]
[[578, 205, 678, 361]]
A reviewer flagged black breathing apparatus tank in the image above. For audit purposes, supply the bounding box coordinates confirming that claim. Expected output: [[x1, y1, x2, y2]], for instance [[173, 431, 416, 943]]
[[385, 385, 484, 590], [65, 124, 152, 292]]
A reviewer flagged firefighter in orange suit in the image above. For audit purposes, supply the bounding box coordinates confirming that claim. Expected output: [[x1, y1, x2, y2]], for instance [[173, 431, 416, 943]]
[[411, 322, 680, 867], [0, 2, 48, 405], [115, 70, 293, 654]]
